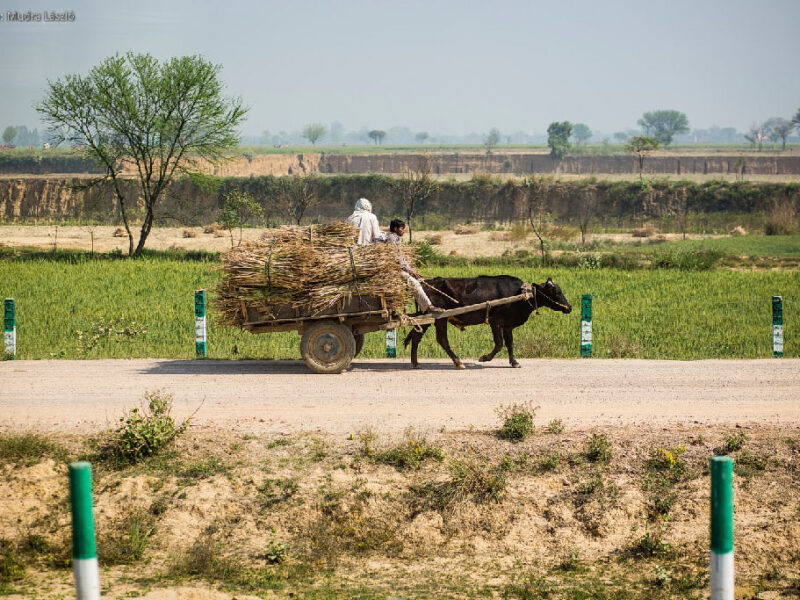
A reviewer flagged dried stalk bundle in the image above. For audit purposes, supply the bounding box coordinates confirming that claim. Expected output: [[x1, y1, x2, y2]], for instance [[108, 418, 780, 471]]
[[216, 222, 417, 326], [259, 222, 358, 248]]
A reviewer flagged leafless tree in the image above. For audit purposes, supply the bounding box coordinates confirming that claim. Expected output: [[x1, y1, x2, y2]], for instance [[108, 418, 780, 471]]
[[396, 155, 436, 242], [280, 173, 320, 225], [525, 177, 553, 264]]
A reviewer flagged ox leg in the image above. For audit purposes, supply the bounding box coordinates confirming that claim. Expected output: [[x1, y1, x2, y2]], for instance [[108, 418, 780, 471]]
[[479, 323, 504, 363], [434, 319, 464, 369], [409, 324, 430, 369], [503, 327, 520, 368]]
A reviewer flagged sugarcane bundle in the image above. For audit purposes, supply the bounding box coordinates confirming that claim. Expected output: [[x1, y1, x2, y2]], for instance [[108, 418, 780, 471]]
[[216, 222, 417, 326], [259, 222, 358, 248]]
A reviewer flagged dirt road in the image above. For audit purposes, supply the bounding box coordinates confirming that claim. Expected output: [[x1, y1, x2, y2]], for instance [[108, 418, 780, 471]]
[[1, 358, 798, 434]]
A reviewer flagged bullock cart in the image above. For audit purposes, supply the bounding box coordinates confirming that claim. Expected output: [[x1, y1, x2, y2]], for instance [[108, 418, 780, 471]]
[[240, 287, 535, 374]]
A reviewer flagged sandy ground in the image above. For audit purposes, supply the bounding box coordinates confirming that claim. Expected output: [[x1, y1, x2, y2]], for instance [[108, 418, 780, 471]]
[[1, 358, 798, 434], [0, 225, 722, 257]]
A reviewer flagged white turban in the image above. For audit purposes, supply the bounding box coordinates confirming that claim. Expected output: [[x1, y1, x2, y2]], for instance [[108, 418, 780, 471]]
[[354, 198, 372, 213]]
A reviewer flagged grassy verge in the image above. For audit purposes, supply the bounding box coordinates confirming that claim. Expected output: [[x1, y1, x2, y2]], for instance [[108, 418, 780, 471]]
[[0, 247, 797, 360], [1, 425, 798, 598]]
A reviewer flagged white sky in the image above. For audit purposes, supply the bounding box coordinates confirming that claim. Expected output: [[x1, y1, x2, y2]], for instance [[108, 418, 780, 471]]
[[1, 0, 799, 136]]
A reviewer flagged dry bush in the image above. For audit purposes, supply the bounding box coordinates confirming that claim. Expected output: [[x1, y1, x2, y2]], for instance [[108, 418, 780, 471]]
[[449, 250, 459, 256], [765, 199, 798, 235], [632, 226, 655, 238], [112, 227, 127, 238], [424, 234, 442, 245], [545, 224, 579, 241], [730, 225, 747, 236], [490, 231, 509, 241], [454, 224, 478, 235], [203, 223, 220, 234], [506, 223, 529, 242], [182, 229, 197, 238]]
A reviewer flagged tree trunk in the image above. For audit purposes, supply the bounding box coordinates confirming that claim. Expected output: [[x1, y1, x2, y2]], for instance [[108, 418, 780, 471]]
[[134, 199, 155, 257], [111, 178, 134, 256]]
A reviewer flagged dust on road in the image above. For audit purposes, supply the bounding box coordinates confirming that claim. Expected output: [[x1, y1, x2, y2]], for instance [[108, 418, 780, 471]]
[[1, 358, 798, 434]]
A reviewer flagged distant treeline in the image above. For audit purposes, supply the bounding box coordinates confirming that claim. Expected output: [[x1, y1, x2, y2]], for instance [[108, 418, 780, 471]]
[[27, 174, 796, 230]]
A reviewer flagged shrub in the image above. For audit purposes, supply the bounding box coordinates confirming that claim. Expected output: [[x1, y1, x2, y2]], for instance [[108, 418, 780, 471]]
[[260, 531, 290, 564], [411, 457, 509, 512], [583, 433, 612, 463], [411, 239, 443, 267], [101, 390, 190, 464], [546, 419, 565, 434], [374, 437, 443, 471], [765, 199, 798, 235], [0, 539, 25, 583], [497, 403, 537, 442], [98, 508, 156, 565], [714, 431, 748, 455]]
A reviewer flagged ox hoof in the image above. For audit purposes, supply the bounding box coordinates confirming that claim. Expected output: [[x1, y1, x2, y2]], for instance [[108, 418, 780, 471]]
[[411, 363, 420, 370], [455, 362, 466, 370], [510, 361, 521, 369], [479, 355, 492, 362]]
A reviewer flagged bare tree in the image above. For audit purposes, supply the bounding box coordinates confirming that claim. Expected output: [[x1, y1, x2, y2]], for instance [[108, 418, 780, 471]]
[[574, 184, 598, 246], [744, 123, 766, 151], [525, 177, 553, 264], [280, 173, 320, 225], [395, 155, 436, 242]]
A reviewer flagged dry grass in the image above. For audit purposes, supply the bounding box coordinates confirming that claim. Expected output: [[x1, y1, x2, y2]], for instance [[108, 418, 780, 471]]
[[765, 198, 798, 235], [632, 226, 655, 238], [1, 426, 799, 597]]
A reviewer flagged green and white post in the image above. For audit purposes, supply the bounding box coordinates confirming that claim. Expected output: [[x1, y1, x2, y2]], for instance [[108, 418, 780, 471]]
[[195, 289, 207, 358], [69, 462, 101, 600], [580, 294, 592, 358], [772, 296, 783, 358], [386, 329, 397, 358], [710, 456, 734, 600], [4, 298, 15, 359]]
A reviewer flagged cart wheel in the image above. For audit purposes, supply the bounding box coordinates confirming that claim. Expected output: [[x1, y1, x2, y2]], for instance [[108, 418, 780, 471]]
[[300, 321, 356, 374], [353, 333, 365, 358]]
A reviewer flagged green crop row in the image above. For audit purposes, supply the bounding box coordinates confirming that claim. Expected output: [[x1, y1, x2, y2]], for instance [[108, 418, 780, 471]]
[[2, 256, 796, 361]]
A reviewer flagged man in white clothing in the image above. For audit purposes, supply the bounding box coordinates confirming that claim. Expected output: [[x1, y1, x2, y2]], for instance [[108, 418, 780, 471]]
[[347, 198, 386, 245]]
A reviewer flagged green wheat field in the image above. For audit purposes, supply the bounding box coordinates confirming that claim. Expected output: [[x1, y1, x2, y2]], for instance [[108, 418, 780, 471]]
[[2, 254, 796, 361]]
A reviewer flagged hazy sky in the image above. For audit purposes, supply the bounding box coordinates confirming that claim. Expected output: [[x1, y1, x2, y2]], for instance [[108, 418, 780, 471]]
[[2, 0, 799, 137]]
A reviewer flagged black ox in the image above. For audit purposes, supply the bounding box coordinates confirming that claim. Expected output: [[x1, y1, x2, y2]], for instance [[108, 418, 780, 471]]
[[404, 275, 571, 369]]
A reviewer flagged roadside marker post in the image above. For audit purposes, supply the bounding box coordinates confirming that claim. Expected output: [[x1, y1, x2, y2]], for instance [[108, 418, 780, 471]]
[[195, 290, 207, 358], [710, 456, 734, 600], [4, 298, 15, 359], [580, 294, 592, 358], [386, 329, 397, 358], [772, 296, 783, 357], [69, 462, 101, 600]]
